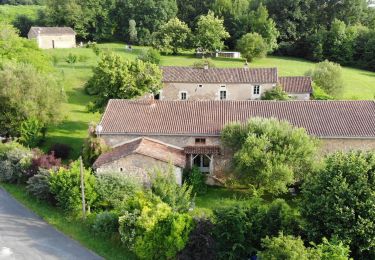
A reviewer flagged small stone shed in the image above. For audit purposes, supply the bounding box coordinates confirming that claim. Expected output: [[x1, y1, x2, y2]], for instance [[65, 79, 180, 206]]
[[28, 27, 76, 49], [93, 137, 186, 185]]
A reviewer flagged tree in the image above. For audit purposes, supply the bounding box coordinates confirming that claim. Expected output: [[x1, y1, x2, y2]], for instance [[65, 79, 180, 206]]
[[258, 233, 312, 260], [262, 85, 290, 100], [313, 237, 351, 260], [128, 19, 137, 44], [221, 118, 319, 195], [302, 151, 375, 259], [85, 52, 162, 112], [306, 60, 344, 97], [0, 62, 65, 137], [237, 33, 268, 62], [151, 18, 191, 54], [195, 11, 230, 54]]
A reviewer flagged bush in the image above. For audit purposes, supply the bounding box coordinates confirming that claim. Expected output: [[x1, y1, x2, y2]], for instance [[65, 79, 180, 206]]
[[18, 117, 44, 148], [96, 172, 142, 209], [306, 60, 344, 97], [178, 218, 217, 260], [49, 161, 97, 213], [0, 142, 32, 183], [185, 166, 207, 194], [48, 143, 71, 160], [312, 84, 335, 100], [313, 237, 351, 260], [237, 32, 268, 62], [65, 53, 78, 64], [150, 167, 193, 213], [262, 86, 290, 100], [137, 48, 161, 64], [82, 136, 110, 166], [26, 168, 54, 202], [192, 58, 216, 69], [27, 151, 61, 178], [258, 233, 312, 260], [91, 211, 119, 237]]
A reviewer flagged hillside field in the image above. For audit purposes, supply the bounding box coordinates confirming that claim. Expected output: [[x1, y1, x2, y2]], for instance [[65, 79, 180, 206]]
[[0, 4, 44, 23], [44, 43, 375, 158]]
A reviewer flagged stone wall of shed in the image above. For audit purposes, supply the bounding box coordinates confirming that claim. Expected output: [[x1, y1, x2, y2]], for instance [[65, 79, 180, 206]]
[[96, 153, 183, 185], [35, 35, 76, 49], [161, 82, 276, 101], [320, 138, 375, 153]]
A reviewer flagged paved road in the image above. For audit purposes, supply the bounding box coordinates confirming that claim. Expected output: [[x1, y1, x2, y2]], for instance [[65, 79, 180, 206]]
[[0, 187, 102, 260]]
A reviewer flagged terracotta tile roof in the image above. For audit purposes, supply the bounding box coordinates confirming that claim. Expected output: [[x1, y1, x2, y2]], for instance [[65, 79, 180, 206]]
[[279, 76, 312, 94], [184, 146, 221, 155], [93, 137, 186, 168], [99, 100, 375, 138], [29, 27, 76, 36], [162, 66, 278, 83]]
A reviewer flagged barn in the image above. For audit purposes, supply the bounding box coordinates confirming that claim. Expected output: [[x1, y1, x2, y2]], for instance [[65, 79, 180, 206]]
[[28, 27, 76, 49]]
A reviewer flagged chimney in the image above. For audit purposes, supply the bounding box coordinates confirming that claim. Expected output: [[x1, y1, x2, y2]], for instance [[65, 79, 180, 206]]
[[244, 61, 249, 69]]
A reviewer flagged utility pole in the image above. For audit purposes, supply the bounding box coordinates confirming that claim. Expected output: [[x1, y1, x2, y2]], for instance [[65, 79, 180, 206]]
[[80, 156, 86, 220]]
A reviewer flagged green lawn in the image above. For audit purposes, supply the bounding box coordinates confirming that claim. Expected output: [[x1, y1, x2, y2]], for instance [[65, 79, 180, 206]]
[[0, 183, 135, 260], [0, 4, 44, 23], [43, 43, 375, 159]]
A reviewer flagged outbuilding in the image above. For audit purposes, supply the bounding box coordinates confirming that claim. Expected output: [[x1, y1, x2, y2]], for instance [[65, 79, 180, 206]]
[[28, 27, 76, 49]]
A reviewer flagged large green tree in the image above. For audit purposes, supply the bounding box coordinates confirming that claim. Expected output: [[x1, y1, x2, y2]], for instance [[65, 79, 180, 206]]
[[0, 62, 64, 137], [237, 32, 268, 62], [195, 11, 230, 54], [301, 151, 375, 259], [85, 52, 162, 112], [151, 17, 191, 54], [221, 118, 319, 195]]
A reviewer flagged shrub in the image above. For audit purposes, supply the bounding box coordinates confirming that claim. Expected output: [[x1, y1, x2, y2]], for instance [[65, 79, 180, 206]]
[[18, 117, 44, 148], [48, 143, 71, 160], [178, 218, 217, 260], [306, 60, 344, 97], [192, 58, 216, 69], [82, 136, 110, 166], [91, 211, 119, 237], [137, 48, 161, 64], [258, 233, 312, 260], [49, 161, 97, 213], [312, 84, 335, 100], [27, 151, 61, 178], [96, 172, 142, 209], [185, 166, 207, 194], [0, 142, 32, 183], [26, 168, 54, 202], [237, 32, 268, 62], [150, 167, 194, 213], [313, 237, 351, 260], [65, 53, 78, 64], [262, 86, 290, 100]]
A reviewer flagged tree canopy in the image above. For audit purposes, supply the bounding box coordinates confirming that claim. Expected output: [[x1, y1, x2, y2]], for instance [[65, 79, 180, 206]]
[[85, 52, 162, 112], [221, 118, 319, 195]]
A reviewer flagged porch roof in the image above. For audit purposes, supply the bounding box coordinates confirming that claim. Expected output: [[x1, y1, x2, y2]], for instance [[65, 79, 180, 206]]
[[184, 146, 221, 155]]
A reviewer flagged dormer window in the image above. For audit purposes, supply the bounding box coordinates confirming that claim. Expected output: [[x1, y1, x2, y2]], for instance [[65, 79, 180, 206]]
[[253, 85, 260, 95]]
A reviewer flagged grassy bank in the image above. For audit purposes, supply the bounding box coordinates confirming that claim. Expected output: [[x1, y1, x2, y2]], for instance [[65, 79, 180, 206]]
[[0, 183, 135, 260], [43, 43, 375, 158], [0, 5, 44, 23]]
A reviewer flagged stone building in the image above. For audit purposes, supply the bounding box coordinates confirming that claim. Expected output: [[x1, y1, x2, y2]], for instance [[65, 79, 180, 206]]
[[157, 66, 312, 101], [94, 100, 375, 184], [28, 27, 76, 49]]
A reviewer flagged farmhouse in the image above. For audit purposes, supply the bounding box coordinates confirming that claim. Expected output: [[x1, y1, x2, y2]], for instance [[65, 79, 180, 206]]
[[28, 27, 76, 49], [94, 100, 375, 184], [158, 66, 312, 101]]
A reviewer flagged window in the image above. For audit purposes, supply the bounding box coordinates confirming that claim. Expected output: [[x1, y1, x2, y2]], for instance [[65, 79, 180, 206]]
[[220, 90, 227, 100], [180, 91, 187, 100], [154, 90, 162, 100], [120, 168, 123, 172], [253, 85, 260, 95], [198, 84, 203, 88], [195, 138, 206, 145]]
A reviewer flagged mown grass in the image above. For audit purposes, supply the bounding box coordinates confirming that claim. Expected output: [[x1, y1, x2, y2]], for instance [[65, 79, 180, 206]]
[[43, 43, 375, 158], [0, 4, 44, 23], [0, 182, 136, 260]]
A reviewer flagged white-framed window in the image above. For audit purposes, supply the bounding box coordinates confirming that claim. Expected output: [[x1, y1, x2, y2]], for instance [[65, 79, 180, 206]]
[[180, 91, 187, 100], [220, 90, 227, 100], [253, 85, 261, 95]]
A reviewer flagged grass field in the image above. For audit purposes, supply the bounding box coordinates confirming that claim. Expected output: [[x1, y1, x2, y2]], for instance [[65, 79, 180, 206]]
[[0, 183, 136, 260], [43, 43, 375, 159], [0, 4, 44, 23]]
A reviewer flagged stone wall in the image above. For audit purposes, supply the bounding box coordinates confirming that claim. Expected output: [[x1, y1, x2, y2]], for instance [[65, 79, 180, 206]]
[[33, 35, 76, 49], [320, 138, 375, 153], [96, 153, 183, 185], [161, 82, 276, 100]]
